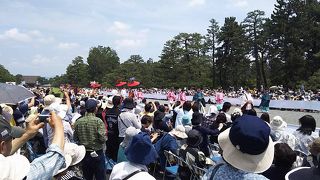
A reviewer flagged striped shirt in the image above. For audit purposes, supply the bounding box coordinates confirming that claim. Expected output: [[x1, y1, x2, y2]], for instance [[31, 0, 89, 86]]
[[74, 113, 106, 151]]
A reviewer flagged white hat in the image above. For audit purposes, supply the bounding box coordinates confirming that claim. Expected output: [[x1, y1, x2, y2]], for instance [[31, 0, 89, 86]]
[[209, 105, 218, 115], [122, 127, 140, 147], [170, 125, 188, 139], [48, 103, 68, 119], [101, 97, 113, 109], [55, 154, 72, 175], [44, 95, 57, 106], [270, 116, 287, 131], [63, 143, 86, 166], [0, 154, 30, 180]]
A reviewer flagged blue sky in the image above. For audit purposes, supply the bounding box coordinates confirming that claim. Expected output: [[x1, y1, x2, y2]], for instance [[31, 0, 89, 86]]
[[0, 0, 276, 77]]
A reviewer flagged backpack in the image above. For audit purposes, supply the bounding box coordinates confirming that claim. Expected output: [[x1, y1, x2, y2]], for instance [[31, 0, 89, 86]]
[[106, 113, 119, 137]]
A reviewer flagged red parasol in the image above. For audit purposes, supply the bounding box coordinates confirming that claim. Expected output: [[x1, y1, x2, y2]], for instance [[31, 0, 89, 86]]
[[127, 81, 140, 87], [116, 81, 127, 87], [90, 81, 101, 88]]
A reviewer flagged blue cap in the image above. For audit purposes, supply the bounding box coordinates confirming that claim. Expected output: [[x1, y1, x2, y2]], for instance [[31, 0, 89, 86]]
[[85, 99, 97, 110]]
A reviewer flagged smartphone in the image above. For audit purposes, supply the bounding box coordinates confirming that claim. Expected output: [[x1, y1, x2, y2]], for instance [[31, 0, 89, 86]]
[[39, 109, 51, 122]]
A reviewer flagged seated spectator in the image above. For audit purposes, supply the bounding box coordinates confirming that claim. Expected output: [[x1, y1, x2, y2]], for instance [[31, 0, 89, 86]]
[[117, 127, 140, 163], [0, 112, 66, 179], [110, 132, 158, 180], [203, 105, 219, 129], [285, 137, 320, 180], [178, 129, 206, 180], [210, 113, 230, 144], [174, 101, 192, 127], [260, 112, 270, 123], [154, 125, 188, 171], [141, 115, 153, 134], [262, 143, 297, 180], [153, 107, 172, 133], [230, 108, 242, 122], [204, 115, 274, 180], [292, 115, 317, 156], [192, 112, 222, 157], [301, 137, 320, 167], [219, 102, 231, 122], [270, 116, 296, 150]]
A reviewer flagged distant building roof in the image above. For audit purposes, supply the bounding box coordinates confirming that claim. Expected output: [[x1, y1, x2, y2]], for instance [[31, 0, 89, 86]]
[[22, 76, 40, 84]]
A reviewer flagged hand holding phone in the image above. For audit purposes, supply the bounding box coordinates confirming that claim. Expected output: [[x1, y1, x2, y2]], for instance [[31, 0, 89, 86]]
[[39, 109, 51, 122]]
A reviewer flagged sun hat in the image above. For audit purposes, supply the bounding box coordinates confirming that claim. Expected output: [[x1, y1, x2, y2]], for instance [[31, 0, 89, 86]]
[[63, 143, 86, 166], [232, 108, 243, 116], [125, 132, 158, 165], [44, 95, 57, 107], [55, 154, 72, 175], [218, 115, 274, 173], [187, 129, 203, 147], [170, 125, 188, 139], [0, 116, 25, 141], [122, 127, 140, 147], [102, 97, 113, 109], [122, 98, 135, 109], [270, 116, 287, 131], [0, 154, 30, 179]]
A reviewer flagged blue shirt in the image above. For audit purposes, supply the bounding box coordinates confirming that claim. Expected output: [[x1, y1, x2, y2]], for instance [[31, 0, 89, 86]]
[[27, 144, 66, 180], [205, 164, 268, 180]]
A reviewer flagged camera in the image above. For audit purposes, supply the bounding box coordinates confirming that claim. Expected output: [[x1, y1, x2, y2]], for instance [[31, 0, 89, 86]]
[[39, 109, 51, 122]]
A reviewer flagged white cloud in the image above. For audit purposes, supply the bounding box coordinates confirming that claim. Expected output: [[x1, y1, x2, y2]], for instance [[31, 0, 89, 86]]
[[31, 54, 52, 65], [0, 28, 32, 42], [58, 42, 79, 49], [108, 21, 149, 49], [188, 0, 206, 7], [0, 28, 55, 44], [231, 0, 248, 8]]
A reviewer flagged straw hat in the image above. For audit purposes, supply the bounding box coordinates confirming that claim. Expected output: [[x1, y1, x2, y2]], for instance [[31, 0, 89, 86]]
[[170, 125, 188, 139]]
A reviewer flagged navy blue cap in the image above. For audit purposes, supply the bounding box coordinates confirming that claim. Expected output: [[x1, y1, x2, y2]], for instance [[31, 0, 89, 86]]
[[85, 99, 97, 110], [229, 115, 270, 155]]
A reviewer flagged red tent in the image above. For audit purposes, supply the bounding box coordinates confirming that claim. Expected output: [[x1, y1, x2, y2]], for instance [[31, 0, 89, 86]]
[[116, 82, 127, 87], [127, 81, 140, 87]]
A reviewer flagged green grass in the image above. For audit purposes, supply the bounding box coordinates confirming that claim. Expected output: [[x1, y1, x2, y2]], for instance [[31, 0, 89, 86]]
[[51, 87, 63, 98]]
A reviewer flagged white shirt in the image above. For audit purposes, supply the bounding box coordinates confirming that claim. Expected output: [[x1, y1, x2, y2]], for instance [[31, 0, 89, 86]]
[[110, 162, 155, 180], [118, 110, 141, 137], [0, 154, 30, 180]]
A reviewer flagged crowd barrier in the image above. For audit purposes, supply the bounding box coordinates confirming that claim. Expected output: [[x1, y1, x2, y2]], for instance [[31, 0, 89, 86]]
[[104, 92, 320, 111]]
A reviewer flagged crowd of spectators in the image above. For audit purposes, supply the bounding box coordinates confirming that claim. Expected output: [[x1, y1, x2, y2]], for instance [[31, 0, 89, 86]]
[[0, 86, 320, 180]]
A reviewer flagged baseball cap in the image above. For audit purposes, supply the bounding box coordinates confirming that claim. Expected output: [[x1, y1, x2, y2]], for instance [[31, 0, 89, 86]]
[[0, 115, 25, 141]]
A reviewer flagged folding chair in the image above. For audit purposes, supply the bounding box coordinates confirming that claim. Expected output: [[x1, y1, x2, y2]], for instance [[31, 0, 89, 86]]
[[191, 165, 206, 180], [163, 150, 180, 180]]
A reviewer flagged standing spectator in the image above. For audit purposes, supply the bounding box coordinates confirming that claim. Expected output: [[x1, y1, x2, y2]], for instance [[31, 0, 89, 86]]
[[118, 98, 141, 142], [0, 112, 66, 179], [106, 95, 122, 162], [293, 115, 317, 156], [117, 127, 140, 163], [174, 101, 193, 127], [73, 99, 107, 180]]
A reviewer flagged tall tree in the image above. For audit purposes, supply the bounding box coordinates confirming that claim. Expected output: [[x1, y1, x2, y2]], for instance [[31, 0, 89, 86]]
[[66, 56, 89, 87], [87, 46, 120, 81], [243, 10, 266, 89], [216, 17, 251, 89], [206, 19, 220, 88], [0, 65, 14, 82]]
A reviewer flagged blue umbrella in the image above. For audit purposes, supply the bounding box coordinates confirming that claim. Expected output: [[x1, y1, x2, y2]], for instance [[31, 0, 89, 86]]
[[0, 83, 35, 104]]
